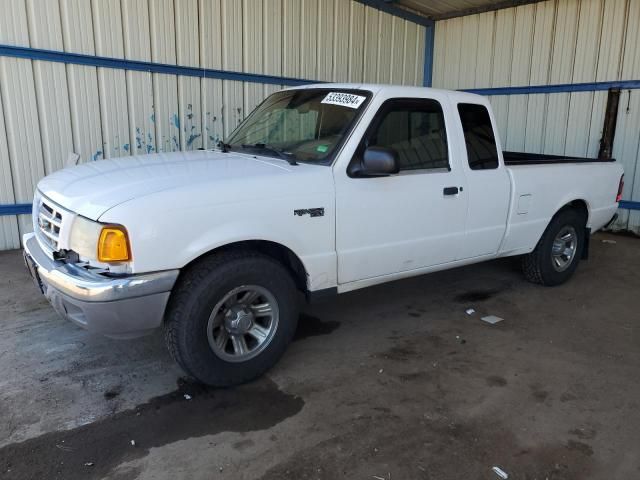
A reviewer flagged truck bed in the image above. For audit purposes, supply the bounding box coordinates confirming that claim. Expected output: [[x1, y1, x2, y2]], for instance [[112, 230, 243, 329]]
[[503, 151, 616, 166]]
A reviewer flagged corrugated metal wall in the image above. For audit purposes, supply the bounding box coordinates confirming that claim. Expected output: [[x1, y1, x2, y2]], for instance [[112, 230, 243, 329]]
[[433, 0, 640, 233], [0, 0, 427, 250]]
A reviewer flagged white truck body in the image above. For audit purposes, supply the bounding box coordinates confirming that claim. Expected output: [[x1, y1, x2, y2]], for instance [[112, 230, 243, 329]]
[[23, 84, 623, 384]]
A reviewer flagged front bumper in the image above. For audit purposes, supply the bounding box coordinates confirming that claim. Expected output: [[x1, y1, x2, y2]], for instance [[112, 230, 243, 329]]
[[23, 233, 179, 338]]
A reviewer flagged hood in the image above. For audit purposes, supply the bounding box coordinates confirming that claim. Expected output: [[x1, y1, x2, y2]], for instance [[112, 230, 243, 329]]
[[37, 150, 304, 220]]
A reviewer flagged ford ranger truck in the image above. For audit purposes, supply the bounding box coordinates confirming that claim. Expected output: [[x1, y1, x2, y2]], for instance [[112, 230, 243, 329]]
[[23, 84, 624, 386]]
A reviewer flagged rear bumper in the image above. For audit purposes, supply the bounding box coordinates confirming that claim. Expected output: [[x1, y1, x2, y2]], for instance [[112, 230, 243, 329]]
[[23, 233, 179, 338]]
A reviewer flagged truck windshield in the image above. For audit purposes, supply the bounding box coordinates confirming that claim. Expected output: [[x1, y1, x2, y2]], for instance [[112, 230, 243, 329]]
[[226, 89, 371, 164]]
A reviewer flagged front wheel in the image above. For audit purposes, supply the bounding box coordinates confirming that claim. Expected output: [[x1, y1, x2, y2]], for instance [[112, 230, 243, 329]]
[[522, 208, 586, 286], [164, 251, 299, 386]]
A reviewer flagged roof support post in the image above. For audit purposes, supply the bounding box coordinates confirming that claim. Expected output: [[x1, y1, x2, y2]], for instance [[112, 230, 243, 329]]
[[423, 23, 435, 87]]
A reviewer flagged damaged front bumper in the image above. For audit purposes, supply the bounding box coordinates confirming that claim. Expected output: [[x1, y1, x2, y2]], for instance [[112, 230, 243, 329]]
[[23, 233, 179, 338]]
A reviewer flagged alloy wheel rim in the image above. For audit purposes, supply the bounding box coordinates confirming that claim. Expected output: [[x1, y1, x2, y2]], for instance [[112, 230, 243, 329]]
[[551, 226, 577, 272], [207, 285, 279, 362]]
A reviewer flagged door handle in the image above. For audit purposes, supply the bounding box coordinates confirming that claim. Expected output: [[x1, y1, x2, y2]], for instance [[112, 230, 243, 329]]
[[443, 186, 459, 196]]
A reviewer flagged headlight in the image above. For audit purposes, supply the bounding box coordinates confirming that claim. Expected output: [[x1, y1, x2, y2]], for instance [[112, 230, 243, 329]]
[[69, 216, 102, 259], [69, 217, 131, 263]]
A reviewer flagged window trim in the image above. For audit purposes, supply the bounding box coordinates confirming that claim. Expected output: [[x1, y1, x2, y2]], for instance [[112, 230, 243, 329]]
[[396, 166, 450, 176], [348, 97, 451, 178], [456, 102, 500, 171]]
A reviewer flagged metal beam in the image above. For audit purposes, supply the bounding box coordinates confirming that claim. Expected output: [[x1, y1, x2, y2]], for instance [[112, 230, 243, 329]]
[[0, 204, 32, 216], [2, 200, 640, 216], [0, 44, 315, 87], [598, 89, 620, 160], [463, 79, 640, 96], [353, 0, 434, 27], [432, 0, 544, 21], [619, 201, 640, 211], [423, 24, 435, 87]]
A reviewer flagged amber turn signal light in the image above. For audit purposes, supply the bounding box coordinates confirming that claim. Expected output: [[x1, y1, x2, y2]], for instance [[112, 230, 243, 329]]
[[616, 174, 624, 203], [97, 225, 131, 262]]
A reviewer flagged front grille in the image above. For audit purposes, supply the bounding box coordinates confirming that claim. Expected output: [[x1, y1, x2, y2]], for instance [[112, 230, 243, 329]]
[[36, 197, 64, 251]]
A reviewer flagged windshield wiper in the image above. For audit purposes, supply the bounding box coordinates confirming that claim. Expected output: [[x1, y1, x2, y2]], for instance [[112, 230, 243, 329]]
[[241, 143, 297, 166]]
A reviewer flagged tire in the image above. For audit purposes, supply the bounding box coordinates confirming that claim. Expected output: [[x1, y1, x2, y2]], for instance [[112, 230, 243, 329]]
[[522, 208, 586, 286], [164, 250, 299, 386]]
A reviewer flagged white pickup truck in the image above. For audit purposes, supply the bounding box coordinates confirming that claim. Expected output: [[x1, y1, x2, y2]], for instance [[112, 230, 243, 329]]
[[23, 84, 624, 386]]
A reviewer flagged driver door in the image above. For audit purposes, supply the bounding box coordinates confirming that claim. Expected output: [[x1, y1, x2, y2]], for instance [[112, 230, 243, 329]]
[[334, 97, 468, 284]]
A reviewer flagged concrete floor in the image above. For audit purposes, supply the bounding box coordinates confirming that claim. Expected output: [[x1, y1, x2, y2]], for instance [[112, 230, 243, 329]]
[[0, 232, 638, 480]]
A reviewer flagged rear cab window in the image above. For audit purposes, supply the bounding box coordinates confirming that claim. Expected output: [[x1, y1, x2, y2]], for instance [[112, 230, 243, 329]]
[[457, 103, 499, 170]]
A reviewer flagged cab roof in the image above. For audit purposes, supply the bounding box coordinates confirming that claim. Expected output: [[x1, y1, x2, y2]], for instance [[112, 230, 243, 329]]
[[286, 82, 487, 104]]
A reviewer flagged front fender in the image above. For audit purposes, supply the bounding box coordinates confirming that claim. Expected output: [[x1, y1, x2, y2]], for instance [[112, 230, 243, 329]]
[[100, 191, 337, 291]]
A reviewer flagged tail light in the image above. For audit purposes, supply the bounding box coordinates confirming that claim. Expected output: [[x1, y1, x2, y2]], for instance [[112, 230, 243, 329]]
[[616, 174, 624, 203]]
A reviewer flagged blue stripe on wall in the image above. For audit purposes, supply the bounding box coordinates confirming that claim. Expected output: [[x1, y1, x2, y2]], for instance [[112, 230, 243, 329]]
[[4, 45, 638, 98], [2, 201, 640, 217], [619, 201, 640, 211], [0, 204, 32, 216], [0, 45, 316, 87], [463, 79, 640, 96]]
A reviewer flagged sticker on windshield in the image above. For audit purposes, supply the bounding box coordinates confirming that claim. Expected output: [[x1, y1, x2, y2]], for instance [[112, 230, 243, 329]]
[[321, 92, 366, 109]]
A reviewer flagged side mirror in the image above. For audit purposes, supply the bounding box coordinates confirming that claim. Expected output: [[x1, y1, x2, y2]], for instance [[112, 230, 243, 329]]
[[351, 146, 399, 177]]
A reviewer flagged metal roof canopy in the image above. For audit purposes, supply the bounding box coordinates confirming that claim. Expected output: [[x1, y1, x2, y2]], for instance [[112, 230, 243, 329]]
[[368, 0, 546, 21]]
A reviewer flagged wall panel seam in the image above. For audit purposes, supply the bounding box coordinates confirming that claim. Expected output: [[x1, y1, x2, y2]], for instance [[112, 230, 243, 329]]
[[25, 0, 48, 183], [540, 0, 559, 153], [0, 78, 17, 208], [627, 116, 640, 212], [584, 0, 607, 157], [563, 0, 582, 155], [522, 3, 537, 149], [173, 0, 182, 149], [89, 0, 105, 162], [616, 0, 632, 81]]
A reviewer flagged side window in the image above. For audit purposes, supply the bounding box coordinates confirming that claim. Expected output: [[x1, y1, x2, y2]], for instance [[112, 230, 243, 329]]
[[457, 103, 499, 170], [368, 99, 449, 171]]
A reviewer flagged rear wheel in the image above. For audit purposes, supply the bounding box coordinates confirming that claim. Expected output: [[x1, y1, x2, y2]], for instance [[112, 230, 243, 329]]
[[522, 208, 586, 286], [164, 251, 299, 386]]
